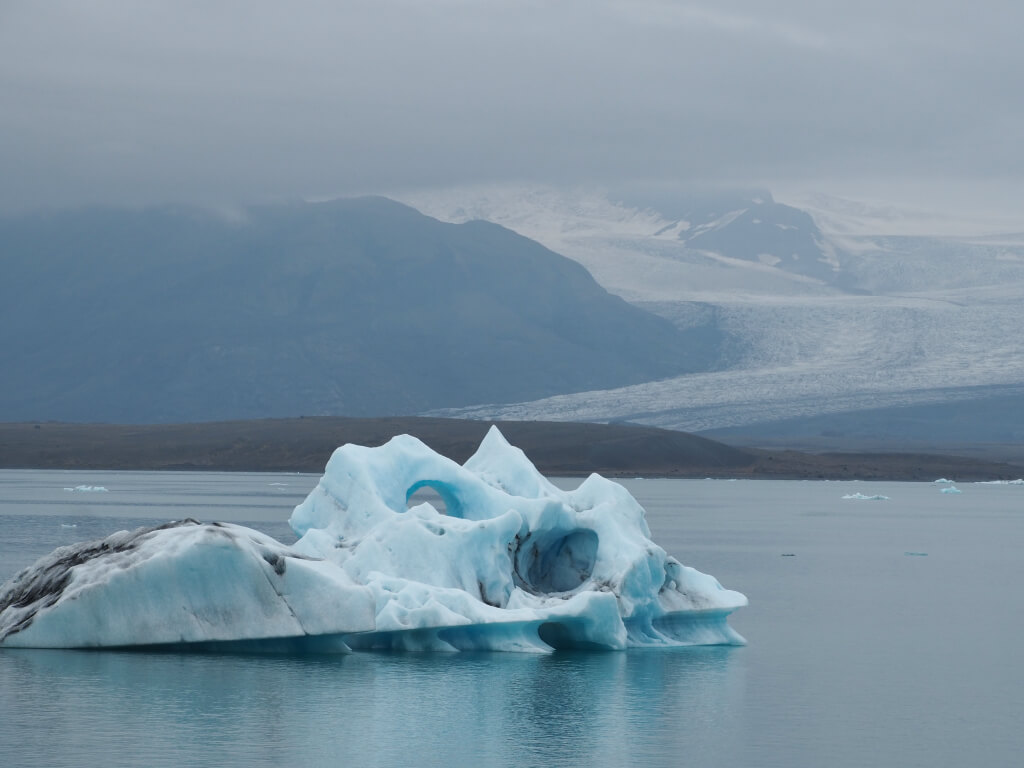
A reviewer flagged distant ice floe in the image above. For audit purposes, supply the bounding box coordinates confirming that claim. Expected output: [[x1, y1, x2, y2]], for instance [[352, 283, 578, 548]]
[[934, 478, 955, 484], [940, 487, 962, 494], [976, 479, 1024, 485], [0, 427, 746, 653], [842, 492, 890, 501], [62, 485, 108, 493]]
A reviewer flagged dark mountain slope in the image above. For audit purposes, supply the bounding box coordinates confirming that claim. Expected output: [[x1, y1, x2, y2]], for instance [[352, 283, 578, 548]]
[[0, 197, 718, 422]]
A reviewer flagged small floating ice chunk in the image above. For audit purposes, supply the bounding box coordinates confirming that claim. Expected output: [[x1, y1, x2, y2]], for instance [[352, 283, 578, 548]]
[[940, 486, 962, 494], [933, 478, 955, 484], [842, 492, 889, 500], [63, 485, 108, 493]]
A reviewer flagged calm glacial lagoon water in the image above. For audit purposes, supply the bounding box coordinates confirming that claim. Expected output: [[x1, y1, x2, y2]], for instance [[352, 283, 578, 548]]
[[1, 469, 1022, 767]]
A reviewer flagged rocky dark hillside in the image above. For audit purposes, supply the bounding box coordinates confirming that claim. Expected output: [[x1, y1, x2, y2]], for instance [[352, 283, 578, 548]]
[[0, 197, 720, 422], [2, 418, 1021, 481]]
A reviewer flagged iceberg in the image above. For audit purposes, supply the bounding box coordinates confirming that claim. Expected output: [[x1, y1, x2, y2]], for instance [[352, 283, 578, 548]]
[[842, 492, 889, 500], [940, 486, 962, 494], [0, 427, 746, 652], [63, 485, 109, 493]]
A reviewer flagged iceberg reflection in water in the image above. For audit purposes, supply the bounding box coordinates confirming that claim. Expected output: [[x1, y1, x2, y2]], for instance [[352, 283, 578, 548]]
[[0, 645, 743, 768], [0, 428, 745, 651]]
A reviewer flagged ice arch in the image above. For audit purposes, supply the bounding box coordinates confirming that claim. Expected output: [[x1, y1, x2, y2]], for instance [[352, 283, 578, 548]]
[[405, 480, 462, 518]]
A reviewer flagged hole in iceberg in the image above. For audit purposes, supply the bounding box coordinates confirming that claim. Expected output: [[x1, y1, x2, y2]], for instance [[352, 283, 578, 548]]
[[405, 481, 457, 516], [514, 529, 598, 595]]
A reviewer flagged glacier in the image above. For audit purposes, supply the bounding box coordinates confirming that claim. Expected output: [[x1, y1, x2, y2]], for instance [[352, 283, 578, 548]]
[[0, 427, 746, 652]]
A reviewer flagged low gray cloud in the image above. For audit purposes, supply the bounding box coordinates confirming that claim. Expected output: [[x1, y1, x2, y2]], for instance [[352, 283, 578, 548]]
[[1, 0, 1020, 212]]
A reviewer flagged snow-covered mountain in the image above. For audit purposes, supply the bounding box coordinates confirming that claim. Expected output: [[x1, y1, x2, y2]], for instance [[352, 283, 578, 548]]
[[401, 185, 1024, 449], [621, 188, 841, 284], [401, 185, 844, 303]]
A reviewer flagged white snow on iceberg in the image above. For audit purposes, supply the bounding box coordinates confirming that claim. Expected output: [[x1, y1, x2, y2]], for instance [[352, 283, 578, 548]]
[[842, 492, 889, 501], [0, 427, 746, 653]]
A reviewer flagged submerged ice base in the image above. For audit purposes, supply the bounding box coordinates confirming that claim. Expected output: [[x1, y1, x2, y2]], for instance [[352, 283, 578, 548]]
[[0, 427, 746, 652]]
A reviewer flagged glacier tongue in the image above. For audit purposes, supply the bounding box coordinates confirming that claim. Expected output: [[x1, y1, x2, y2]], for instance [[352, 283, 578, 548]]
[[0, 427, 746, 652]]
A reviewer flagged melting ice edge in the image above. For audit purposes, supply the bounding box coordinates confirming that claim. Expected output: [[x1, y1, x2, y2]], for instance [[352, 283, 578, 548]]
[[0, 428, 746, 652]]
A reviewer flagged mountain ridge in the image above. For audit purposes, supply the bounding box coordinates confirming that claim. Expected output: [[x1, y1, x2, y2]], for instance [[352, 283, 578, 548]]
[[0, 196, 719, 423]]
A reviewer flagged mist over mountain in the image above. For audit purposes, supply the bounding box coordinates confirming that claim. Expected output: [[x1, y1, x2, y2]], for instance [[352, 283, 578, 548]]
[[0, 197, 720, 423]]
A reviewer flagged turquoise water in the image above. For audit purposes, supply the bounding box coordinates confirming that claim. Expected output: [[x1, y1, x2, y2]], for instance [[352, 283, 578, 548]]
[[2, 471, 1023, 767]]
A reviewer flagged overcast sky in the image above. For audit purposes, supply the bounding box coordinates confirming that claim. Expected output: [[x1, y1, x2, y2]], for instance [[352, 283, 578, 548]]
[[1, 0, 1021, 216]]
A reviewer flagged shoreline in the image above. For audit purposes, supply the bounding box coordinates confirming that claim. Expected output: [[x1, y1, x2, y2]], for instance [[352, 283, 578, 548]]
[[3, 417, 1022, 482]]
